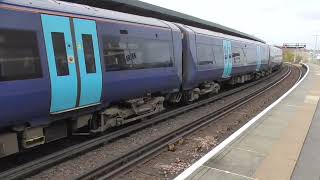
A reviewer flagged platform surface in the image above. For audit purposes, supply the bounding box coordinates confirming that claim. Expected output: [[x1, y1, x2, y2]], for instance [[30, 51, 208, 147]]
[[183, 63, 320, 180]]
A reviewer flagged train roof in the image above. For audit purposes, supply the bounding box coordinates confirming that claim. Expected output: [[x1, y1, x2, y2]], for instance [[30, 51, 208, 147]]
[[184, 25, 265, 45], [1, 0, 170, 28], [61, 0, 266, 44]]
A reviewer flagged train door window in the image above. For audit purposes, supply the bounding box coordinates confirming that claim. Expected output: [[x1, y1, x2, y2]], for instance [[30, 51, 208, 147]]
[[196, 44, 215, 65], [128, 38, 173, 69], [51, 32, 69, 76], [0, 29, 42, 81], [103, 36, 132, 71], [82, 34, 96, 73]]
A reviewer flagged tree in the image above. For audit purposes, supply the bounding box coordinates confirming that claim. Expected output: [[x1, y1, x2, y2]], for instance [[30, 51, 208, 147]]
[[296, 54, 303, 62], [283, 51, 295, 62]]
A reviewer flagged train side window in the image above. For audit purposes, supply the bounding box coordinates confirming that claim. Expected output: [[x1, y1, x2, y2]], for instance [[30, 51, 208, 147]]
[[127, 38, 174, 69], [197, 44, 215, 65], [103, 36, 132, 71], [82, 34, 96, 73], [232, 47, 242, 64], [246, 47, 257, 64], [0, 29, 42, 81], [51, 32, 69, 76], [212, 45, 223, 67]]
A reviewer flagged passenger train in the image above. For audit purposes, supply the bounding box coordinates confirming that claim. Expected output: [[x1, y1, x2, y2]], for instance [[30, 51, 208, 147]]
[[0, 0, 282, 157]]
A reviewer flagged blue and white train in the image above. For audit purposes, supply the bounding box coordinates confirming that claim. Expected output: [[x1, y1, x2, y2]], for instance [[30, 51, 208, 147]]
[[0, 0, 282, 157]]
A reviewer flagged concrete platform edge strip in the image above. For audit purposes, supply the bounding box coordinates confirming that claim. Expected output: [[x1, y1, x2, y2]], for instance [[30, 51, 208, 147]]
[[174, 63, 309, 180]]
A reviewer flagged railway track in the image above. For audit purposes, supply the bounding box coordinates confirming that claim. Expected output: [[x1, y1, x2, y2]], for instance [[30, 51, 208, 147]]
[[0, 65, 294, 180], [74, 65, 301, 180]]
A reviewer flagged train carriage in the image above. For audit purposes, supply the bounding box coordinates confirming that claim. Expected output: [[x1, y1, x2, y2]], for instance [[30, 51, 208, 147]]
[[0, 0, 182, 157], [175, 24, 271, 102]]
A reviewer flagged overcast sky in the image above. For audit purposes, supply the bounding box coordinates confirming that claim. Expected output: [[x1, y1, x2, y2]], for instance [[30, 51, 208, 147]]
[[141, 0, 320, 49]]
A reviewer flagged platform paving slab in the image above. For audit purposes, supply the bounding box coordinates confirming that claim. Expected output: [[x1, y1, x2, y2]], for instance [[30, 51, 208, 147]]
[[291, 101, 320, 180], [187, 166, 255, 180]]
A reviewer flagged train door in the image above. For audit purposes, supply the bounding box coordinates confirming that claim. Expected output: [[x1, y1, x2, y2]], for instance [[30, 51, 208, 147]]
[[227, 41, 233, 75], [73, 18, 102, 107], [222, 40, 232, 78], [256, 46, 261, 71], [41, 15, 102, 113]]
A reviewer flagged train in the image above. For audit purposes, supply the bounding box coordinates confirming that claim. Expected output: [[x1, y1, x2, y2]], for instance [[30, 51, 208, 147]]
[[0, 0, 282, 158]]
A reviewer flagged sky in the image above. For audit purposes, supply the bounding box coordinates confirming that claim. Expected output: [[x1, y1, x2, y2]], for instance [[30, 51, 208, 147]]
[[140, 0, 320, 49]]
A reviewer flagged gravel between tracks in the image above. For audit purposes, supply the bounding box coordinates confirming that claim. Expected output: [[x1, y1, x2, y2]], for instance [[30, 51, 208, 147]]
[[28, 64, 300, 180]]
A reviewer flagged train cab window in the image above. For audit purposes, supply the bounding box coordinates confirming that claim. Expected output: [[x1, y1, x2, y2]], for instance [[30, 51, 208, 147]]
[[197, 44, 215, 65], [103, 37, 132, 71], [82, 34, 96, 73], [51, 32, 69, 76], [127, 38, 173, 69], [0, 29, 42, 81]]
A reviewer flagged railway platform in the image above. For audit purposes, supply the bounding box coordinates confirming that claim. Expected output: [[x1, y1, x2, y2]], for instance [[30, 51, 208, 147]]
[[175, 63, 320, 180]]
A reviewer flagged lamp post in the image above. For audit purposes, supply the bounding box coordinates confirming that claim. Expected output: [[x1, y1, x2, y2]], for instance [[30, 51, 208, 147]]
[[294, 43, 297, 63], [313, 35, 319, 62]]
